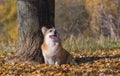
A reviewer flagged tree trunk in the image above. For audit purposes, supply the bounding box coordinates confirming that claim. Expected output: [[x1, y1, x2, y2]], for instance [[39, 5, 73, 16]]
[[7, 0, 55, 64], [118, 0, 120, 37]]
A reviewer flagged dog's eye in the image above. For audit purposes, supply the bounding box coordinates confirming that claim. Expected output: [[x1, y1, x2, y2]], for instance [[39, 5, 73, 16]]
[[49, 30, 52, 32]]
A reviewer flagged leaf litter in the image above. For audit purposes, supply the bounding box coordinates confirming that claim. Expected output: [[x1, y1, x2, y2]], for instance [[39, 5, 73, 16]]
[[0, 49, 120, 76]]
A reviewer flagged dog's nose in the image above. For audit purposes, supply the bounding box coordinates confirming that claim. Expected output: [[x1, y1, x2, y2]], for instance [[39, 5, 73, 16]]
[[54, 30, 57, 35]]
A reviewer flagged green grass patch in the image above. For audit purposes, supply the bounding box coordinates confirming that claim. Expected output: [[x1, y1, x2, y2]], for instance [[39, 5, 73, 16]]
[[62, 38, 120, 53]]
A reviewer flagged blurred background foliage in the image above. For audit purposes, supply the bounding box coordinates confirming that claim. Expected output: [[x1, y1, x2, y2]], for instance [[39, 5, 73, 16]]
[[0, 0, 18, 44], [0, 0, 18, 54], [0, 0, 120, 53], [55, 0, 120, 40]]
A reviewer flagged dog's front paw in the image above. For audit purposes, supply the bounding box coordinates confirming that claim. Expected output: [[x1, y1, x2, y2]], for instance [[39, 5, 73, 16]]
[[55, 61, 60, 65]]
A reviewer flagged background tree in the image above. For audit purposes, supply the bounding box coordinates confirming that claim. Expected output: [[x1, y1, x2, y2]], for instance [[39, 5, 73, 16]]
[[7, 0, 55, 64], [85, 0, 119, 39]]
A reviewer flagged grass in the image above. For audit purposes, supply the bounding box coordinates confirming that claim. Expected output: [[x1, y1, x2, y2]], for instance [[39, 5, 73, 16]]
[[1, 38, 119, 61], [0, 41, 17, 56], [0, 37, 120, 55], [62, 37, 120, 53]]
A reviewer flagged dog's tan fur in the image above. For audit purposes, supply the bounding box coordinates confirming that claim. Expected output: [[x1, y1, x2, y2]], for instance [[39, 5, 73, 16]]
[[41, 27, 73, 65]]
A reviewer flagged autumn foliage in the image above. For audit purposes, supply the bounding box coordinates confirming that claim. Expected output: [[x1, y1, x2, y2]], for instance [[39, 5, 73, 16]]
[[0, 49, 120, 75], [56, 0, 120, 39], [0, 0, 18, 43]]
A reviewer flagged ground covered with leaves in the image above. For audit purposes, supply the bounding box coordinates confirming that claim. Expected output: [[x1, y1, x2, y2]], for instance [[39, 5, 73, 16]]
[[0, 49, 120, 76]]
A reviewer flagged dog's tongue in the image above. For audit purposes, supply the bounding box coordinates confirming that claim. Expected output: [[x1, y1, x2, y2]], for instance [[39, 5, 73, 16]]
[[51, 35, 58, 40]]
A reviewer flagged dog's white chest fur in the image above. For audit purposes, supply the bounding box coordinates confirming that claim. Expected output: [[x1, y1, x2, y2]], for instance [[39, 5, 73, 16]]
[[43, 41, 59, 57], [42, 40, 60, 64]]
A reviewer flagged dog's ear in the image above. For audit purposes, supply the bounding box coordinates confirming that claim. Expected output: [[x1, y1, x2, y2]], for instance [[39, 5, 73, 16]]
[[41, 27, 47, 34]]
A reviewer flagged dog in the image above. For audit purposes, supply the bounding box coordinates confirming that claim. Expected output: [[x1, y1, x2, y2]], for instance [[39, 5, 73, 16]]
[[41, 27, 74, 65]]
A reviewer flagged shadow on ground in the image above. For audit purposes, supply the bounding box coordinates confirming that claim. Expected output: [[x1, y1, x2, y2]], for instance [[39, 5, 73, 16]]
[[75, 55, 120, 64]]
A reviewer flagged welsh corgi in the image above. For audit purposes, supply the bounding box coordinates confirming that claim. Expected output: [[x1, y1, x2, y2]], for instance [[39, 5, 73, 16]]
[[41, 27, 74, 65]]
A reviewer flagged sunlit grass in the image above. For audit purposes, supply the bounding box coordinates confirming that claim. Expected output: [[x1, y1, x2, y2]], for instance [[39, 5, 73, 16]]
[[62, 37, 120, 53], [0, 41, 18, 56]]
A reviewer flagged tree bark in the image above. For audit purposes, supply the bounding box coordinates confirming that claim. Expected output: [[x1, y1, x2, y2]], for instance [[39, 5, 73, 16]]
[[7, 0, 55, 64], [118, 0, 120, 37]]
